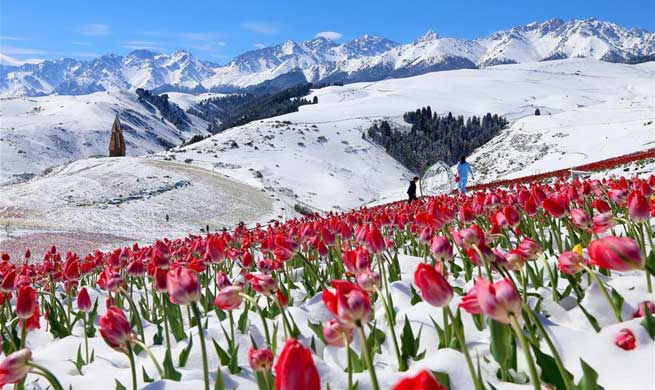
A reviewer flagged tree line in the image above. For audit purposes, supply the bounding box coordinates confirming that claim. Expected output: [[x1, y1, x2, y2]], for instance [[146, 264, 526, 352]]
[[188, 83, 317, 134], [366, 106, 508, 174]]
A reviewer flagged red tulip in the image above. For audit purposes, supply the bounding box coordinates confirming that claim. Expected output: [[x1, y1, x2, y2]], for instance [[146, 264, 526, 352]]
[[246, 273, 277, 296], [77, 287, 92, 312], [615, 328, 636, 351], [99, 306, 134, 351], [322, 319, 352, 347], [274, 338, 320, 390], [0, 349, 32, 387], [588, 236, 644, 271], [414, 263, 453, 307], [323, 280, 371, 328], [542, 195, 569, 218], [153, 267, 168, 292], [627, 191, 650, 222], [21, 306, 40, 331], [475, 278, 522, 323], [1, 271, 16, 292], [459, 283, 482, 315], [206, 235, 227, 263], [16, 285, 37, 319], [393, 370, 447, 390], [214, 286, 244, 311], [167, 267, 201, 305], [248, 347, 274, 372], [126, 258, 145, 276], [366, 225, 386, 254], [633, 301, 655, 318]]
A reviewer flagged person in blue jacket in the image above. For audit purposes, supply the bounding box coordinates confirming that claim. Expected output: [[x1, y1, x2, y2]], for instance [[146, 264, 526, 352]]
[[456, 155, 474, 193]]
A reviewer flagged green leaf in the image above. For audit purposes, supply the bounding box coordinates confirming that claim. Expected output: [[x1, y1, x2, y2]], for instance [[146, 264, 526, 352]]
[[142, 366, 154, 383], [645, 249, 655, 276], [153, 323, 164, 345], [400, 315, 417, 363], [347, 347, 365, 373], [167, 303, 187, 341], [489, 319, 516, 371], [576, 359, 605, 390], [238, 303, 250, 334], [472, 313, 486, 332], [162, 349, 182, 381], [429, 315, 446, 349], [114, 379, 126, 390], [410, 285, 422, 305], [366, 323, 386, 355], [531, 345, 573, 390], [578, 303, 602, 332], [307, 320, 327, 345], [609, 288, 625, 314], [86, 299, 98, 337], [213, 339, 231, 366], [69, 344, 84, 375], [178, 332, 194, 367], [640, 304, 655, 340], [228, 344, 241, 374], [431, 371, 451, 389]]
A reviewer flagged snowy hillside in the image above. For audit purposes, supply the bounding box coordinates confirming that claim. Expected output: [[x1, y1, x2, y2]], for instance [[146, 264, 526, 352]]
[[0, 90, 209, 184], [1, 58, 652, 254], [165, 58, 654, 207], [1, 18, 653, 97]]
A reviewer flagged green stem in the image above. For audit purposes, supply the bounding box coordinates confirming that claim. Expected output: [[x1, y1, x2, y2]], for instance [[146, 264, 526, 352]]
[[132, 340, 164, 376], [373, 286, 405, 371], [26, 362, 65, 390], [445, 307, 483, 390], [581, 265, 622, 322], [119, 288, 145, 342], [539, 255, 559, 303], [524, 306, 574, 390], [344, 336, 353, 390], [191, 302, 210, 390], [356, 324, 380, 390], [82, 315, 90, 364], [125, 343, 138, 390], [509, 314, 541, 390], [240, 294, 271, 347]]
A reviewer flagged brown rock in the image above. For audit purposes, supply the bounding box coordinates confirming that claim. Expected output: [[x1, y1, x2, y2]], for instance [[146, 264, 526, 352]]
[[108, 115, 126, 157]]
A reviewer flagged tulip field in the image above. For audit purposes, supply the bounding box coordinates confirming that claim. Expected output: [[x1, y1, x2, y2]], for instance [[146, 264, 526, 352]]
[[1, 173, 654, 390]]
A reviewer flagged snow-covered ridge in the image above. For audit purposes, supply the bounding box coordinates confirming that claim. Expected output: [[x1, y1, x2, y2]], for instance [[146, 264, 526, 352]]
[[1, 18, 653, 97]]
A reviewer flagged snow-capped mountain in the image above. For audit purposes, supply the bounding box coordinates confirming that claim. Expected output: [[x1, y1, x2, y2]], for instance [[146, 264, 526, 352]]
[[1, 18, 653, 97]]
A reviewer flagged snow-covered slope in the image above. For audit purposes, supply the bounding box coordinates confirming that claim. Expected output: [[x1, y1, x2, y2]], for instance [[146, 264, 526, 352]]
[[0, 90, 209, 184], [1, 18, 653, 97], [164, 59, 654, 208], [1, 59, 652, 253]]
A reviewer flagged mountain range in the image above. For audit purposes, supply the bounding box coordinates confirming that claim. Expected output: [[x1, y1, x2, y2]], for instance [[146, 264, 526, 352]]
[[1, 17, 654, 97]]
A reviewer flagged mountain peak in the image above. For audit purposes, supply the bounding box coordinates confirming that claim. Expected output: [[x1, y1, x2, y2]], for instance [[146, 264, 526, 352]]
[[416, 30, 439, 42]]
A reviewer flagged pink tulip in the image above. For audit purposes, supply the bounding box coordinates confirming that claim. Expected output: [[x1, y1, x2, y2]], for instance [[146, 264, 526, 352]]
[[356, 271, 381, 293], [627, 191, 650, 222], [558, 251, 584, 275], [570, 208, 592, 229], [248, 348, 274, 372], [77, 287, 92, 312], [475, 278, 522, 323], [429, 236, 453, 261], [167, 267, 201, 305], [246, 273, 277, 296], [323, 280, 371, 328], [214, 285, 244, 311], [322, 319, 353, 347], [0, 349, 32, 386], [615, 328, 636, 350]]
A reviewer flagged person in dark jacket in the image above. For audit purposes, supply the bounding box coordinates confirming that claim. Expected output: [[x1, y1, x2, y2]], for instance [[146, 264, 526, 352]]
[[407, 176, 419, 203]]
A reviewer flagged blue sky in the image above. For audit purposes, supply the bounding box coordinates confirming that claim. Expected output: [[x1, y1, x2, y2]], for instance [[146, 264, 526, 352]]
[[1, 0, 653, 63]]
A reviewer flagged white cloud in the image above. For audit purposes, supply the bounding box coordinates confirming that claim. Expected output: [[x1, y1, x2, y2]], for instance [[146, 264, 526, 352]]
[[71, 41, 90, 46], [80, 24, 110, 36], [242, 21, 278, 34], [0, 46, 49, 56], [0, 36, 26, 41], [315, 31, 343, 41], [122, 40, 165, 51], [253, 43, 266, 49]]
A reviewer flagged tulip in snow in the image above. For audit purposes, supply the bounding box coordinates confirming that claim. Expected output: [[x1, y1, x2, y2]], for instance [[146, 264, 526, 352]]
[[214, 285, 244, 311], [474, 278, 522, 323], [248, 348, 274, 372], [0, 348, 32, 387], [99, 306, 134, 351], [413, 263, 453, 307], [615, 328, 636, 351], [167, 266, 201, 305], [323, 280, 371, 328], [274, 338, 320, 390], [393, 370, 447, 390], [588, 236, 644, 271]]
